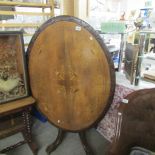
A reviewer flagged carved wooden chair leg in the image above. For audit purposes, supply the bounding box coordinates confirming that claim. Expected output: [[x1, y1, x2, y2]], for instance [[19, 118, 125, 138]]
[[22, 108, 38, 155], [79, 131, 94, 155], [46, 128, 65, 155]]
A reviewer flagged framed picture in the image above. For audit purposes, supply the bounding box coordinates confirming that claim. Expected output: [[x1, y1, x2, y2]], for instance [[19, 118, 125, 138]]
[[0, 31, 29, 104]]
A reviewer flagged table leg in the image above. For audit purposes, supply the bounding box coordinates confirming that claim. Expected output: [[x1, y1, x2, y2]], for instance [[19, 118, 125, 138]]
[[79, 131, 94, 155], [0, 141, 26, 153], [46, 128, 65, 154]]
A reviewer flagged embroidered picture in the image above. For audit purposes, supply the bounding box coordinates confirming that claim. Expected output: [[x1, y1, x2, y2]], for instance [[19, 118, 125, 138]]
[[0, 32, 28, 104]]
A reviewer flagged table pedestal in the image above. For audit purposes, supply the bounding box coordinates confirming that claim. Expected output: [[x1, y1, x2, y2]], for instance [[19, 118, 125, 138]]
[[46, 128, 94, 155]]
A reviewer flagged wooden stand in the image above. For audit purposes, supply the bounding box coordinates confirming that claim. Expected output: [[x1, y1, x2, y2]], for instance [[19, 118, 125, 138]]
[[46, 128, 93, 155], [0, 97, 37, 155], [28, 16, 115, 155]]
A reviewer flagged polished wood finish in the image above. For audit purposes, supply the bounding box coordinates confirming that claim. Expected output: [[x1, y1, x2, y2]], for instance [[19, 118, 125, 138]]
[[0, 97, 35, 115], [46, 128, 65, 154], [109, 88, 155, 155], [28, 16, 115, 131]]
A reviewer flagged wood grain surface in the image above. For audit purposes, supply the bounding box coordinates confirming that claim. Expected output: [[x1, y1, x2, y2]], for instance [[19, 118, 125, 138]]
[[0, 97, 35, 114], [28, 16, 115, 131]]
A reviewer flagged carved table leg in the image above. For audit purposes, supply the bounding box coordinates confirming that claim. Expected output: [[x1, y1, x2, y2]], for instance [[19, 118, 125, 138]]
[[22, 107, 38, 155], [0, 141, 26, 153], [46, 128, 65, 154], [79, 131, 94, 155]]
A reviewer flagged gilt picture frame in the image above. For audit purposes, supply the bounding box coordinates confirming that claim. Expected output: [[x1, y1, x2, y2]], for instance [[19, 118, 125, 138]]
[[0, 31, 29, 104]]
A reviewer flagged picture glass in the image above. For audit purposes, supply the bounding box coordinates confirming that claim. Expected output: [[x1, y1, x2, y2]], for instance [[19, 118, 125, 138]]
[[0, 32, 28, 104]]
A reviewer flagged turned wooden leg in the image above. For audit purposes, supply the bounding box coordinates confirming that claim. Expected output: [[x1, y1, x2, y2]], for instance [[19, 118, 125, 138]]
[[79, 131, 94, 155], [46, 128, 65, 154], [22, 108, 38, 155]]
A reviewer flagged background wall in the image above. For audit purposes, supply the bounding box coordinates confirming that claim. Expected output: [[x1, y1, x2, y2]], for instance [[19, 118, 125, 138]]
[[60, 0, 88, 19]]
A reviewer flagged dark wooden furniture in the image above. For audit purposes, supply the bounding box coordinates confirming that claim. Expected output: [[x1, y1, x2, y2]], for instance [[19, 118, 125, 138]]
[[124, 43, 139, 84], [109, 88, 155, 155], [0, 97, 37, 155], [28, 15, 115, 155]]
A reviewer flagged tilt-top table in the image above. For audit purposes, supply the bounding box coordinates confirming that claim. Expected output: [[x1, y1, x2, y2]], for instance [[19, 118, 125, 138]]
[[28, 15, 115, 155]]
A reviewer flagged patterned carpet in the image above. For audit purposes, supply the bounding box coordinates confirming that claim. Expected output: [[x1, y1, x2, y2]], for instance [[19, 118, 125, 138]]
[[97, 84, 134, 142]]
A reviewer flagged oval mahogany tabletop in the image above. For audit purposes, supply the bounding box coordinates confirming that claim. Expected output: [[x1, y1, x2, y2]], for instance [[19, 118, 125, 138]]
[[28, 16, 115, 131]]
